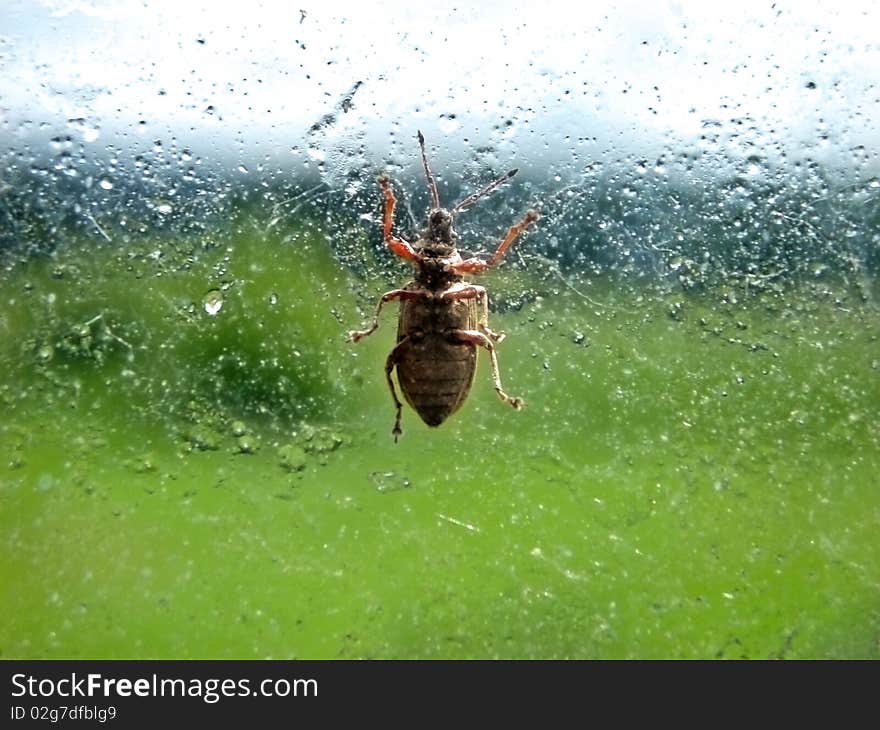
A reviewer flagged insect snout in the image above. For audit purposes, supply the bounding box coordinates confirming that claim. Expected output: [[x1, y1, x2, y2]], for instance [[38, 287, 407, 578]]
[[430, 209, 452, 226], [428, 208, 454, 241]]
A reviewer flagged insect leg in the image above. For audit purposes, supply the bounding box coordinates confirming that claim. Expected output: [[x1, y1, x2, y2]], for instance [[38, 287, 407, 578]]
[[378, 175, 420, 262], [451, 209, 539, 274], [385, 337, 411, 442], [448, 329, 524, 410], [348, 289, 421, 343], [441, 285, 505, 342]]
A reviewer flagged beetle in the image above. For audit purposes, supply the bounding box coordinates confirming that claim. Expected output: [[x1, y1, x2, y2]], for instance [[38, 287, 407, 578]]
[[348, 131, 538, 441]]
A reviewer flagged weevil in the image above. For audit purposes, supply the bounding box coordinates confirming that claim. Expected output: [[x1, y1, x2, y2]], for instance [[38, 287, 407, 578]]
[[348, 132, 538, 441]]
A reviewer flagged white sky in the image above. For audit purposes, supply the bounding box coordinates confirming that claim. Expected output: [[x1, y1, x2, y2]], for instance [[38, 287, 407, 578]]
[[1, 0, 878, 180]]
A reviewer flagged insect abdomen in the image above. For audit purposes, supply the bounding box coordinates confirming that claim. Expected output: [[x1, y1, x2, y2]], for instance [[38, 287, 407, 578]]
[[396, 336, 477, 427]]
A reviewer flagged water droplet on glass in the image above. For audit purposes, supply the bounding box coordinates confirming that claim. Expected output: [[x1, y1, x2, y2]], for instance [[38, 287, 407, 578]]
[[99, 178, 113, 190], [67, 117, 100, 143], [268, 292, 278, 306], [36, 344, 54, 363], [438, 114, 459, 134], [203, 289, 224, 316], [370, 471, 411, 493], [49, 136, 71, 152]]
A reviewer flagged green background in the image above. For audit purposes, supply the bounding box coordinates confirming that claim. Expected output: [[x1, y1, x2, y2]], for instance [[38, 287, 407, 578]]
[[1, 223, 878, 658]]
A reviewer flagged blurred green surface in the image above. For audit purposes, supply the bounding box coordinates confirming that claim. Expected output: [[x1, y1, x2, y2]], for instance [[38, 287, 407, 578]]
[[1, 226, 878, 659]]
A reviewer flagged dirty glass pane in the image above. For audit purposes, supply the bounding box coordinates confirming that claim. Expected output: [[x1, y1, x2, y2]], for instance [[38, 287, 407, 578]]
[[1, 0, 878, 659]]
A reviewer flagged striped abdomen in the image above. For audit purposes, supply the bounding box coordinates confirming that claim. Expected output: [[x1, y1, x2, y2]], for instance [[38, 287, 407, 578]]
[[396, 334, 477, 426], [395, 292, 478, 427]]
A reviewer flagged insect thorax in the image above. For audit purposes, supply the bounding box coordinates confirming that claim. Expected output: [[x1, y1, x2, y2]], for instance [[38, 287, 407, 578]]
[[413, 245, 463, 290]]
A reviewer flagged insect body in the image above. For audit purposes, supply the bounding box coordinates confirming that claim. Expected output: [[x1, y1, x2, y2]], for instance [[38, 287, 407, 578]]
[[348, 132, 538, 441]]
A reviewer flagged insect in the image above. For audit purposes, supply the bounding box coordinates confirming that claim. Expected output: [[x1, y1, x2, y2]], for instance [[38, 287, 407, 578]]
[[348, 131, 539, 441]]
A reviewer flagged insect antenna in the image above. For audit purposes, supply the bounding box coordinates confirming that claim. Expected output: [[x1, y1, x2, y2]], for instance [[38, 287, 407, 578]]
[[451, 167, 519, 214], [417, 131, 441, 210]]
